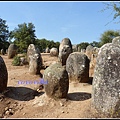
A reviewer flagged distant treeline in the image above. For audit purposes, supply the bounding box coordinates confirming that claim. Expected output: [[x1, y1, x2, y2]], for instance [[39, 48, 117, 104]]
[[0, 17, 120, 53]]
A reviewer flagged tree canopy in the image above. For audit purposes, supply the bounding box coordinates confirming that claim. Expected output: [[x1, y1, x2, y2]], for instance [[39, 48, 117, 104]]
[[90, 41, 101, 48], [35, 38, 60, 52], [9, 22, 36, 53], [99, 30, 120, 47], [0, 18, 10, 51], [77, 42, 90, 50]]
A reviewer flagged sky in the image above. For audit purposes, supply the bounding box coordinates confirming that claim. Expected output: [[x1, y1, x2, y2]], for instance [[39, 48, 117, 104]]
[[0, 1, 120, 45]]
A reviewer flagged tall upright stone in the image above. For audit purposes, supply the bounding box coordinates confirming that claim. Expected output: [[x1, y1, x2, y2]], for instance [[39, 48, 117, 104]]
[[58, 38, 72, 65], [0, 56, 8, 93], [92, 43, 120, 117], [27, 44, 41, 63], [27, 44, 43, 75], [89, 47, 100, 77], [66, 52, 90, 83]]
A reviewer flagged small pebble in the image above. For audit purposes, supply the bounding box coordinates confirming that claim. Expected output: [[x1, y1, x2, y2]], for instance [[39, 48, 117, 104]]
[[5, 107, 9, 111], [60, 102, 64, 106]]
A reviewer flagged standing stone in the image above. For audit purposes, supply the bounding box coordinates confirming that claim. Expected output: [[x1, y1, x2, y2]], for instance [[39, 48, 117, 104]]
[[27, 44, 40, 63], [58, 38, 72, 66], [45, 47, 50, 53], [8, 44, 18, 59], [81, 49, 86, 53], [1, 49, 5, 55], [66, 52, 90, 83], [92, 43, 120, 117], [77, 46, 81, 52], [92, 47, 100, 55], [27, 44, 43, 75], [0, 56, 8, 93], [89, 47, 100, 77], [29, 54, 42, 75], [85, 45, 94, 60], [50, 47, 58, 56], [72, 44, 78, 52], [43, 62, 69, 99], [112, 36, 120, 45]]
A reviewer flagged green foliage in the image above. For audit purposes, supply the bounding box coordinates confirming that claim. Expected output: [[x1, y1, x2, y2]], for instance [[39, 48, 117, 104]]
[[99, 30, 120, 47], [77, 42, 90, 50], [90, 41, 101, 48], [35, 38, 60, 52], [12, 55, 21, 66], [9, 22, 36, 53], [0, 18, 10, 51]]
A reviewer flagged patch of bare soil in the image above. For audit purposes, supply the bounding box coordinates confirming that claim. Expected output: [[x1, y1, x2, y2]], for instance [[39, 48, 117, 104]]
[[0, 53, 100, 118]]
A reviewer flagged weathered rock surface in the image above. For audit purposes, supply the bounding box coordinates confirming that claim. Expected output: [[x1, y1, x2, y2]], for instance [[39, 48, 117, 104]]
[[58, 38, 72, 65], [0, 56, 8, 93], [92, 43, 120, 117], [45, 47, 50, 53], [85, 45, 94, 60], [66, 52, 90, 83], [43, 62, 69, 99], [112, 36, 120, 45], [50, 47, 58, 57], [27, 44, 43, 75]]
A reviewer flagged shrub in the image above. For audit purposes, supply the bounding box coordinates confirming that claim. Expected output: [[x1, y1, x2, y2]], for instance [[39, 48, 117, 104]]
[[12, 55, 21, 66]]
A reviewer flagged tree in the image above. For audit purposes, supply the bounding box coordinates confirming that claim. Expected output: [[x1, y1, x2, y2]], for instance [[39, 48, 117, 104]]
[[99, 30, 120, 47], [35, 38, 60, 53], [102, 2, 120, 25], [10, 22, 36, 53], [90, 41, 101, 48], [35, 38, 47, 52], [77, 42, 90, 50], [0, 18, 10, 50]]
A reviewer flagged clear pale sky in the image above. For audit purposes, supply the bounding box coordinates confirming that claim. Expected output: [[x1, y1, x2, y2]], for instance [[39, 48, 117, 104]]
[[0, 1, 119, 44]]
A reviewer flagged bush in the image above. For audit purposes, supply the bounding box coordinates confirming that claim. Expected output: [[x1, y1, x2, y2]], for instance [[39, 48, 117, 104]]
[[12, 55, 21, 66]]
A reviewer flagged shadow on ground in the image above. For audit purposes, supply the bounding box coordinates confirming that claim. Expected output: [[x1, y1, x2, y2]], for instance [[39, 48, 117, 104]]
[[67, 92, 91, 101], [4, 86, 44, 101], [88, 77, 93, 85]]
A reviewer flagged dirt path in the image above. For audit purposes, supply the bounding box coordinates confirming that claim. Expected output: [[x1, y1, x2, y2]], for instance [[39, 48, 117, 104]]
[[0, 54, 98, 118]]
